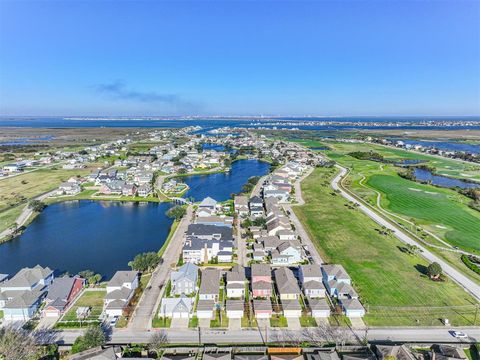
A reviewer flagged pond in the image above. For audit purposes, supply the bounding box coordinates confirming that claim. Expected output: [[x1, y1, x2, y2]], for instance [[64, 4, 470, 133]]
[[0, 201, 174, 279], [395, 159, 426, 167], [413, 168, 480, 189], [183, 159, 270, 202], [201, 143, 235, 153]]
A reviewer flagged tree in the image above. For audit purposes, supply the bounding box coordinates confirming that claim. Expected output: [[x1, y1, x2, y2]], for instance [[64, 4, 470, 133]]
[[166, 205, 186, 221], [177, 168, 188, 174], [71, 325, 106, 354], [427, 262, 443, 280], [128, 252, 160, 272], [78, 270, 102, 286], [148, 331, 168, 358], [0, 326, 39, 360], [28, 200, 46, 213]]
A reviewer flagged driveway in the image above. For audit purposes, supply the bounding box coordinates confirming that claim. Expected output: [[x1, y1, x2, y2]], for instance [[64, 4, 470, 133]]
[[171, 317, 189, 329], [199, 318, 211, 328], [349, 317, 366, 329], [286, 317, 301, 330], [229, 318, 241, 330], [37, 316, 58, 329]]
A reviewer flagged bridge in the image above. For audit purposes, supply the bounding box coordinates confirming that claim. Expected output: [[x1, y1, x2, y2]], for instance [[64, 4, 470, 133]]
[[170, 197, 192, 205]]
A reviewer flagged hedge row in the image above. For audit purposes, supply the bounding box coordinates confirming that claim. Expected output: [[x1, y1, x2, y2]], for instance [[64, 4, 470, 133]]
[[461, 255, 480, 275], [55, 320, 101, 328]]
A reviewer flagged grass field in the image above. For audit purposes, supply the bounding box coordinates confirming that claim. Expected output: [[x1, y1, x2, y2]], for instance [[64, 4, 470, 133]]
[[367, 174, 480, 252], [0, 167, 96, 212], [295, 167, 479, 326], [317, 141, 480, 254], [0, 205, 23, 234]]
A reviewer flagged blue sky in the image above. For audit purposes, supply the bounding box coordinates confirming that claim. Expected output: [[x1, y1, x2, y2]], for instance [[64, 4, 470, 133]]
[[0, 1, 479, 116]]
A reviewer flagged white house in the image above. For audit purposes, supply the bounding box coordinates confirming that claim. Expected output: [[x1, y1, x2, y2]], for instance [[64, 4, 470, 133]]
[[196, 299, 215, 319], [341, 298, 365, 318], [309, 299, 331, 318], [104, 271, 139, 317], [158, 297, 194, 319], [226, 300, 244, 319], [281, 299, 302, 318]]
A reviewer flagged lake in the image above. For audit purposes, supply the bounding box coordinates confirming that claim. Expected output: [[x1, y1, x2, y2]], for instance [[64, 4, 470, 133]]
[[0, 201, 174, 279], [183, 159, 270, 202], [389, 138, 480, 154], [0, 159, 271, 278], [413, 168, 480, 189]]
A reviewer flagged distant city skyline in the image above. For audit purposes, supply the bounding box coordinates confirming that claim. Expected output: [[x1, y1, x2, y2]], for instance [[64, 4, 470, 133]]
[[0, 1, 479, 117]]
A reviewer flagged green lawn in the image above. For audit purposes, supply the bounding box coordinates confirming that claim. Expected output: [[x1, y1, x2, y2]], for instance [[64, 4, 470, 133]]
[[294, 167, 479, 326], [269, 314, 288, 327], [210, 310, 229, 328], [0, 205, 23, 234], [367, 174, 480, 252], [0, 167, 96, 212], [152, 317, 172, 328], [321, 141, 480, 254], [59, 290, 105, 324], [188, 316, 199, 328], [299, 315, 317, 327]]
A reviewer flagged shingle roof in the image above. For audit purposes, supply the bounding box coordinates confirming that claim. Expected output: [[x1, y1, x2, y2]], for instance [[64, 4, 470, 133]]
[[199, 269, 220, 295], [47, 277, 76, 301], [251, 264, 271, 278], [253, 299, 272, 311], [226, 299, 244, 311], [274, 267, 301, 295], [322, 264, 350, 280], [1, 265, 52, 289], [107, 271, 138, 287], [300, 265, 322, 279], [281, 299, 302, 311]]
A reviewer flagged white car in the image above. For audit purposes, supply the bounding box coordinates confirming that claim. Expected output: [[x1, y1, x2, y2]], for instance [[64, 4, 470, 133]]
[[109, 317, 119, 326], [451, 331, 468, 339]]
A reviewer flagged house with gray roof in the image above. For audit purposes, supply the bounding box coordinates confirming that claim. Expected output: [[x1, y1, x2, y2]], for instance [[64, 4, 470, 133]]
[[43, 276, 85, 316], [171, 262, 198, 296], [281, 299, 302, 318], [308, 298, 330, 318], [340, 298, 365, 318], [274, 267, 301, 300], [104, 271, 139, 317], [2, 288, 46, 321], [0, 265, 53, 292], [198, 197, 218, 210], [199, 269, 220, 302], [0, 265, 53, 321], [158, 296, 194, 319], [322, 264, 352, 298]]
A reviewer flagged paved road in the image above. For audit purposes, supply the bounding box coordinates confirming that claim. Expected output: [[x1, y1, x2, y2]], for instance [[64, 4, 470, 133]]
[[0, 189, 57, 240], [332, 165, 480, 302], [251, 175, 268, 198], [53, 326, 480, 345], [129, 205, 193, 330], [283, 167, 323, 265]]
